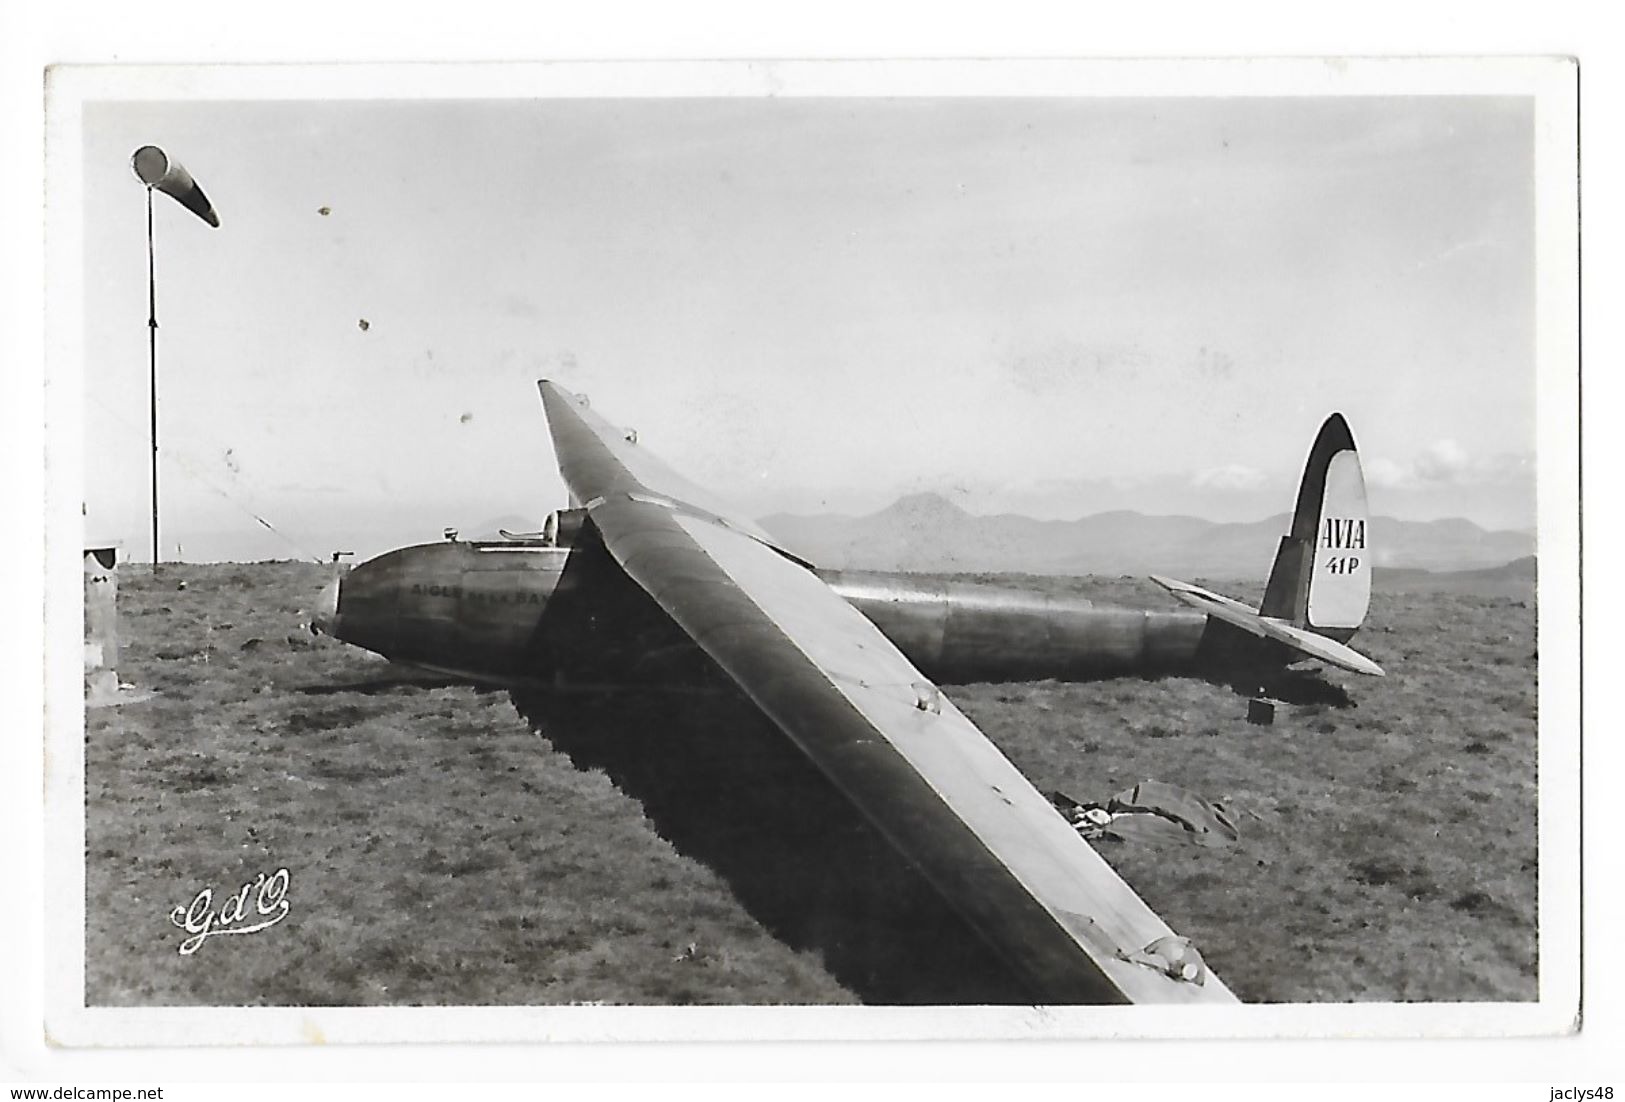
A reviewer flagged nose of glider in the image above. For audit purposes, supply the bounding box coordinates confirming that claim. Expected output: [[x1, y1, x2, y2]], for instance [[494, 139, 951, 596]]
[[310, 575, 341, 636]]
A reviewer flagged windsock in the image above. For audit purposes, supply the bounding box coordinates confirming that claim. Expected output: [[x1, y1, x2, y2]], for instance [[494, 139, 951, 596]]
[[131, 146, 220, 227]]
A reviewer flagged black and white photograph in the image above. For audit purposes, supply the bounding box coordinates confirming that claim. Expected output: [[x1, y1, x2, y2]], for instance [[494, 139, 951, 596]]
[[34, 58, 1579, 1050]]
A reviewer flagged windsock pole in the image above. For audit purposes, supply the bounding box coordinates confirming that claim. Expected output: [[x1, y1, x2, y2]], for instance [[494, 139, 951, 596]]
[[147, 184, 160, 567], [131, 145, 218, 567]]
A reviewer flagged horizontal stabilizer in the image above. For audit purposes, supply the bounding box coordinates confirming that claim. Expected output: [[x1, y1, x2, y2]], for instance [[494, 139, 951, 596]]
[[1151, 575, 1385, 677]]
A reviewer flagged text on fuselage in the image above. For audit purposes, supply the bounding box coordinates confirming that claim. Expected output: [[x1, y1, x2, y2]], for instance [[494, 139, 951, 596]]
[[409, 582, 543, 605]]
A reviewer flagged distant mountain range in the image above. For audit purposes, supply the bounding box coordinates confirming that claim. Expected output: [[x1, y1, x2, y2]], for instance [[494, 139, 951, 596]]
[[757, 492, 1536, 578], [1373, 556, 1536, 600]]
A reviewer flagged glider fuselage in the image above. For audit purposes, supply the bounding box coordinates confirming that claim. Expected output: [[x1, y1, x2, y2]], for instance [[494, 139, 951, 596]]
[[314, 537, 1252, 691]]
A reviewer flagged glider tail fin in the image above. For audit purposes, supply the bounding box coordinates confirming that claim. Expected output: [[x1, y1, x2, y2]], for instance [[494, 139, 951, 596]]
[[1150, 413, 1381, 676], [1258, 413, 1371, 640]]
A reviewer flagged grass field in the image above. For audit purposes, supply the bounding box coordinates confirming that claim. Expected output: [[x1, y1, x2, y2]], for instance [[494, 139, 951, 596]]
[[82, 562, 1538, 1006]]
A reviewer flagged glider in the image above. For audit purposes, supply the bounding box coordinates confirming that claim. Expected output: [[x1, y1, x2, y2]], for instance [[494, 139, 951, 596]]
[[312, 382, 1384, 1003]]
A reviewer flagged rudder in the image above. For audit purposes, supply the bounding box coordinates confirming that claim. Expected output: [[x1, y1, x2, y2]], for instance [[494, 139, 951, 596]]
[[1258, 414, 1371, 639]]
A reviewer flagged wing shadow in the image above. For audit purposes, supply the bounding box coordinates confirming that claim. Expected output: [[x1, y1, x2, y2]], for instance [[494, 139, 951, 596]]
[[512, 534, 1042, 1003], [511, 685, 1038, 1005]]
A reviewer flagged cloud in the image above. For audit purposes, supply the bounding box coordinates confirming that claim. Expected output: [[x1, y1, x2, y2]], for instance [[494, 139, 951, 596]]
[[1413, 438, 1471, 483], [1364, 456, 1412, 489], [1190, 463, 1266, 491], [1366, 440, 1532, 490]]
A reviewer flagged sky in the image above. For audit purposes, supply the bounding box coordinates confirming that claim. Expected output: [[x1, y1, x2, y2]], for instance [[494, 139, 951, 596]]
[[73, 92, 1537, 561]]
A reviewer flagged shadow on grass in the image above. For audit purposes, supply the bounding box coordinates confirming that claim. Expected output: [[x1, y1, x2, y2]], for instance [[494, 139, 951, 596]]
[[1227, 670, 1356, 708], [511, 686, 1039, 1006]]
